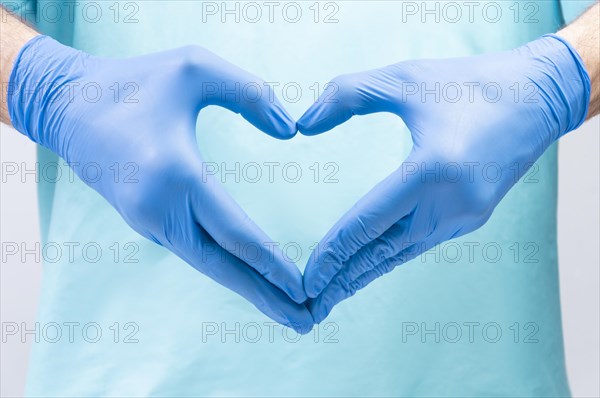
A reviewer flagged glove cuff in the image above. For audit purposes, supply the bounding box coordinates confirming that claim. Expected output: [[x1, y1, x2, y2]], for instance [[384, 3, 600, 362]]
[[7, 35, 85, 152], [539, 34, 591, 138]]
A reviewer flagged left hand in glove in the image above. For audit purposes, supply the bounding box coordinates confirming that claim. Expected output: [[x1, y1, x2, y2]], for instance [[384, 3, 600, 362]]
[[298, 34, 590, 323]]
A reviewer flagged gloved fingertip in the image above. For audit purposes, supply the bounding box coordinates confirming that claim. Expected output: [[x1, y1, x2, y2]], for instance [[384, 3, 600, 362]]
[[296, 114, 322, 136], [289, 287, 308, 304], [306, 298, 318, 316], [279, 118, 299, 140], [297, 104, 342, 136], [304, 280, 323, 299], [272, 260, 307, 303], [285, 310, 315, 335], [264, 106, 298, 140], [291, 322, 314, 335], [303, 259, 327, 298], [307, 298, 329, 325]]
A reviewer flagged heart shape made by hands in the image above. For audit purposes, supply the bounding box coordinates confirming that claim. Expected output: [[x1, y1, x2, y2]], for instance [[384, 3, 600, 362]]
[[13, 35, 587, 335]]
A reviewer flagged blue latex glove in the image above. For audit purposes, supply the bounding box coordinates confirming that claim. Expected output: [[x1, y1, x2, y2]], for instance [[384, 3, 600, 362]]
[[298, 34, 590, 323], [7, 35, 312, 333]]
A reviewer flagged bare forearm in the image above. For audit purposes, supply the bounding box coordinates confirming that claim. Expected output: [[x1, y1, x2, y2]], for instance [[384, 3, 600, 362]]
[[558, 2, 600, 119], [1, 9, 38, 125]]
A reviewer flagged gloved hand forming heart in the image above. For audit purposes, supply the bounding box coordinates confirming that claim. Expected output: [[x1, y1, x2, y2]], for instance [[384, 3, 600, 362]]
[[297, 34, 591, 324], [7, 35, 313, 333]]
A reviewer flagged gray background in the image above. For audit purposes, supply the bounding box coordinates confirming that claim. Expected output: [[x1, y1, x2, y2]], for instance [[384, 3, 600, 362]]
[[1, 116, 599, 397]]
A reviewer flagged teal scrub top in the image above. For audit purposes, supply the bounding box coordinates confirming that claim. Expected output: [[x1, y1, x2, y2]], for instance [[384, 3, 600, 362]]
[[4, 0, 595, 396]]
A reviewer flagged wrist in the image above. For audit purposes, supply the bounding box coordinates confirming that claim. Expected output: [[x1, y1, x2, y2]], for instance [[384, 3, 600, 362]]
[[7, 35, 86, 151], [557, 3, 600, 120], [531, 34, 591, 139], [0, 13, 37, 125]]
